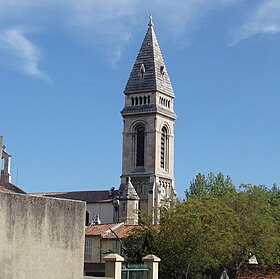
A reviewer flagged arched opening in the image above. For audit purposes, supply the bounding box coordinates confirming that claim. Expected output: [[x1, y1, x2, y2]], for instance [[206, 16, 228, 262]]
[[161, 126, 168, 170], [136, 126, 145, 167]]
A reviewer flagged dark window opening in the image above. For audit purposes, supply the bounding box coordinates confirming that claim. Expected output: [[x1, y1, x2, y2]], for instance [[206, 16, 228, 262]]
[[161, 127, 168, 169], [136, 127, 145, 166], [85, 211, 90, 226]]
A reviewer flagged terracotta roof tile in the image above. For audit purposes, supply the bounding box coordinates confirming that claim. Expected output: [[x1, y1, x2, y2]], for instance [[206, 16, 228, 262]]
[[85, 223, 139, 239]]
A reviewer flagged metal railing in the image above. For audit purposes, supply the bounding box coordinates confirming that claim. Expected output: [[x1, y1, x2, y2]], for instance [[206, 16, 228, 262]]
[[121, 263, 149, 279]]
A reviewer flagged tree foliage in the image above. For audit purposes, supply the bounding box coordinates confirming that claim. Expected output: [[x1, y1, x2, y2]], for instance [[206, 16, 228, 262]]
[[124, 173, 280, 279]]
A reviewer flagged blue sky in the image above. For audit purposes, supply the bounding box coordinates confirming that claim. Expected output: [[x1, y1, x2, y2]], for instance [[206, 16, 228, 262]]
[[1, 0, 280, 199]]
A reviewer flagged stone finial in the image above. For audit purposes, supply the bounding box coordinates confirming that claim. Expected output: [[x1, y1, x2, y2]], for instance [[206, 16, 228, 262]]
[[248, 254, 258, 265], [148, 15, 154, 27]]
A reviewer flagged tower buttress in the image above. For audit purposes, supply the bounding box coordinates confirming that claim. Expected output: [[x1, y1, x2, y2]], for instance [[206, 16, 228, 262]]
[[119, 177, 139, 225]]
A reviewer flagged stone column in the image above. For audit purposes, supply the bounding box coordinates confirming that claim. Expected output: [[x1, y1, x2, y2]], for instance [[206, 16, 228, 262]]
[[104, 253, 124, 279], [142, 254, 161, 279]]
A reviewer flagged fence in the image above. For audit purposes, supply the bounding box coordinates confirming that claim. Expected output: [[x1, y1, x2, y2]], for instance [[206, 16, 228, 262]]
[[102, 254, 160, 279], [121, 263, 149, 279]]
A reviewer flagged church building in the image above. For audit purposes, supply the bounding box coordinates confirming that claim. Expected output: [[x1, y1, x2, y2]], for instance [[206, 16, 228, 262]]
[[34, 16, 177, 225]]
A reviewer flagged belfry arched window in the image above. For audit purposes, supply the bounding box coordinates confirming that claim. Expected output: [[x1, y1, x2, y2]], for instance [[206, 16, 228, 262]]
[[136, 126, 145, 167], [161, 126, 168, 170]]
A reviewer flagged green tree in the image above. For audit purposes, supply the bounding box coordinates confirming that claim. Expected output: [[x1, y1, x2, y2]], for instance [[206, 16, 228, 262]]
[[158, 197, 237, 279], [186, 172, 236, 199], [123, 224, 159, 263], [228, 184, 280, 277], [124, 174, 280, 279]]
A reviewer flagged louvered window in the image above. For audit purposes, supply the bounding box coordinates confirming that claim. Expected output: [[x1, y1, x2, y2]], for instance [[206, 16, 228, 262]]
[[84, 239, 93, 262], [136, 127, 145, 166], [161, 127, 168, 169]]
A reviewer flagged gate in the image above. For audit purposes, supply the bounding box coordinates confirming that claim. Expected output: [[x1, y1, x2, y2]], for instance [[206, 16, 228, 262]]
[[121, 263, 149, 279]]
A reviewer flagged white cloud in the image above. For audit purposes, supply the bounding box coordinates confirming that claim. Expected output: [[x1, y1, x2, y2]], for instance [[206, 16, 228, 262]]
[[0, 27, 49, 80], [0, 0, 241, 65], [66, 0, 240, 60], [229, 0, 280, 46]]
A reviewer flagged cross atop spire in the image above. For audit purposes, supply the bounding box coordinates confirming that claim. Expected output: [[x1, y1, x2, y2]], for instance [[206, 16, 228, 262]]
[[148, 15, 154, 27]]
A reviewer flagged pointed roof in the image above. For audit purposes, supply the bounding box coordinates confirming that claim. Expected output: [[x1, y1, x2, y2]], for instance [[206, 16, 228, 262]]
[[120, 177, 139, 200], [124, 16, 174, 97]]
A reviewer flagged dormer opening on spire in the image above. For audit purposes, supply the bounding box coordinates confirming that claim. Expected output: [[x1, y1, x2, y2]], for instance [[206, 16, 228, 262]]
[[140, 63, 145, 81]]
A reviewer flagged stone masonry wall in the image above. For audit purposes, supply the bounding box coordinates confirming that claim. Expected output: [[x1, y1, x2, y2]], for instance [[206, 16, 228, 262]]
[[0, 191, 86, 279]]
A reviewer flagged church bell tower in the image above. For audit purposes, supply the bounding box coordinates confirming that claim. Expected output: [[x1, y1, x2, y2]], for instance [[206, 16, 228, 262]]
[[120, 16, 176, 223]]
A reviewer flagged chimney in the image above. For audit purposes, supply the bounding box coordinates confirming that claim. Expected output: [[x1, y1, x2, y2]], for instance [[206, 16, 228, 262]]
[[94, 214, 101, 225]]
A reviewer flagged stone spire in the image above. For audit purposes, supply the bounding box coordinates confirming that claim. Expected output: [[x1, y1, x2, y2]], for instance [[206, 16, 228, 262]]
[[124, 16, 174, 97]]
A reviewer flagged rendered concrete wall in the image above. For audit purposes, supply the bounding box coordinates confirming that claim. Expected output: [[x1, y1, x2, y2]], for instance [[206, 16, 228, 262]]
[[0, 191, 86, 279], [86, 237, 116, 263]]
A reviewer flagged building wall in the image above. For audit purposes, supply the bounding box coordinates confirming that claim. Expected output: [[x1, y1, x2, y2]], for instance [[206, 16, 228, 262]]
[[85, 236, 119, 264], [86, 202, 114, 224], [0, 191, 86, 279]]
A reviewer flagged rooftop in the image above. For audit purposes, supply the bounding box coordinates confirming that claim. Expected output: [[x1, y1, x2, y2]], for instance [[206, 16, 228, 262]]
[[34, 189, 119, 203], [85, 223, 138, 239]]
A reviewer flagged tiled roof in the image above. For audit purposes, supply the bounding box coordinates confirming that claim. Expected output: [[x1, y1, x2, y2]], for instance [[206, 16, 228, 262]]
[[33, 189, 119, 203], [124, 17, 174, 97], [85, 223, 138, 239]]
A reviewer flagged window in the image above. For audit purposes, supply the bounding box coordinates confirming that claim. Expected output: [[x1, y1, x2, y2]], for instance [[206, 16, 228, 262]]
[[113, 240, 120, 254], [136, 127, 145, 167], [85, 211, 90, 226], [84, 239, 93, 262], [161, 127, 168, 170]]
